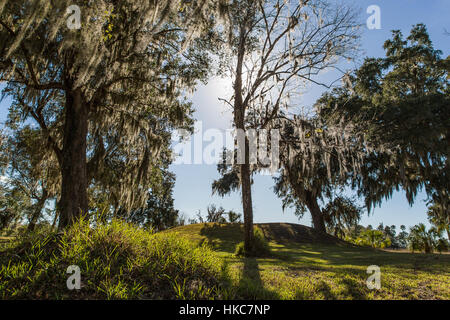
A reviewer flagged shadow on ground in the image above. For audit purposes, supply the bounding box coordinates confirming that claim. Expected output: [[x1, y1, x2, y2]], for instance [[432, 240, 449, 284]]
[[236, 257, 279, 299], [198, 223, 450, 273], [199, 223, 244, 253]]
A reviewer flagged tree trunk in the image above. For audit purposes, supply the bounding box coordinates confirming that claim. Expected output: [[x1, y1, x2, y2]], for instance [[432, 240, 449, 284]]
[[289, 169, 327, 234], [234, 22, 254, 255], [241, 150, 254, 254], [27, 189, 48, 232], [58, 87, 89, 230], [236, 106, 254, 253], [305, 191, 327, 233], [51, 210, 59, 231]]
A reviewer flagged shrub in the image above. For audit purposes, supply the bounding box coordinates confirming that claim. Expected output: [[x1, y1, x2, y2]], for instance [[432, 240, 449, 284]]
[[0, 218, 229, 299], [408, 223, 449, 254], [436, 238, 449, 254], [346, 229, 391, 248], [234, 227, 271, 257]]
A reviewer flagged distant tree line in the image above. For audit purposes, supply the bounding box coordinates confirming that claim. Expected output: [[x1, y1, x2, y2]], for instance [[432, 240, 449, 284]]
[[186, 204, 242, 225]]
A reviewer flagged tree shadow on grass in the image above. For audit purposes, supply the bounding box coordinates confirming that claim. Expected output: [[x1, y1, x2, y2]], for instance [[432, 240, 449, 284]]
[[236, 257, 279, 299], [293, 280, 338, 300], [315, 281, 338, 300], [273, 242, 450, 273], [199, 223, 243, 253], [198, 224, 278, 299], [339, 277, 367, 300]]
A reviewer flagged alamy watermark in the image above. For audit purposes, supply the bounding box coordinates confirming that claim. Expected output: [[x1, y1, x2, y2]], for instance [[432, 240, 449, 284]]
[[367, 5, 381, 30], [172, 121, 280, 173], [66, 265, 81, 290], [366, 265, 381, 290], [64, 4, 382, 31], [66, 5, 81, 30]]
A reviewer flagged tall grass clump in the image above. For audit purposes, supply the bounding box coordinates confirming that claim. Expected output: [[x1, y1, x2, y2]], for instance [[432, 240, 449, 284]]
[[235, 227, 271, 257], [0, 218, 230, 299]]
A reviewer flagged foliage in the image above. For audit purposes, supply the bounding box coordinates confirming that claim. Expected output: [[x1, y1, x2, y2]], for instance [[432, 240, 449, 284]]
[[427, 201, 450, 241], [0, 218, 229, 299], [322, 196, 363, 238], [189, 205, 242, 224], [0, 183, 31, 231], [343, 224, 409, 249], [408, 223, 449, 254], [212, 149, 241, 198], [1, 126, 59, 230], [317, 24, 450, 215], [346, 229, 391, 249], [235, 227, 271, 257], [0, 0, 217, 228], [396, 225, 410, 249], [206, 204, 227, 223], [124, 169, 180, 232], [227, 210, 242, 224], [204, 205, 242, 224]]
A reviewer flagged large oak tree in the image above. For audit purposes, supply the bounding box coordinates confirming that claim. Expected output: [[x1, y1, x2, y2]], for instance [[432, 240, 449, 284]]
[[0, 0, 217, 229]]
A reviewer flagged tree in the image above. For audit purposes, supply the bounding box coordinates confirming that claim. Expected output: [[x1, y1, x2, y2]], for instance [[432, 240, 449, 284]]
[[87, 115, 183, 222], [372, 224, 402, 248], [384, 225, 399, 248], [206, 205, 242, 223], [322, 196, 362, 238], [0, 0, 216, 229], [273, 113, 365, 233], [396, 225, 409, 249], [0, 131, 26, 231], [227, 210, 242, 223], [2, 126, 59, 231], [350, 229, 391, 249], [125, 168, 180, 232], [190, 204, 241, 224], [0, 130, 40, 232], [0, 181, 31, 232], [427, 201, 450, 240], [205, 204, 227, 223], [408, 223, 448, 253], [316, 24, 449, 217], [214, 0, 359, 253]]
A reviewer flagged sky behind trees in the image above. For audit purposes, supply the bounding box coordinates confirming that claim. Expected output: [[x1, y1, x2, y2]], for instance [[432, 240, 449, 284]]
[[169, 0, 450, 229], [0, 0, 448, 230]]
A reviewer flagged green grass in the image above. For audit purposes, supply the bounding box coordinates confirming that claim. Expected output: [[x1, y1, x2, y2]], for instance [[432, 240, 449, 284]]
[[166, 223, 450, 300], [0, 219, 231, 299], [1, 221, 449, 300]]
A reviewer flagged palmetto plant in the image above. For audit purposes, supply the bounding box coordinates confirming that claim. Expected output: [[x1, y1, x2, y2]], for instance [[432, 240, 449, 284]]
[[427, 202, 450, 241], [356, 229, 391, 249], [408, 223, 449, 253]]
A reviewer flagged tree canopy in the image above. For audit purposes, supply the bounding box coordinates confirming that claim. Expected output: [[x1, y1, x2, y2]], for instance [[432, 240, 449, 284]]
[[0, 0, 218, 228], [316, 24, 449, 216]]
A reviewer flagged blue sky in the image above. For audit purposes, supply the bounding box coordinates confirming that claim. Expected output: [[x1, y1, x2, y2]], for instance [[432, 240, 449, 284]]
[[0, 1, 448, 231], [169, 0, 450, 230]]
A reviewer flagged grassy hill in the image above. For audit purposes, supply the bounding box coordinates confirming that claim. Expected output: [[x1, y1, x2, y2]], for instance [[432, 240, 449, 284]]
[[1, 220, 449, 300], [165, 222, 450, 299], [0, 220, 229, 299]]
